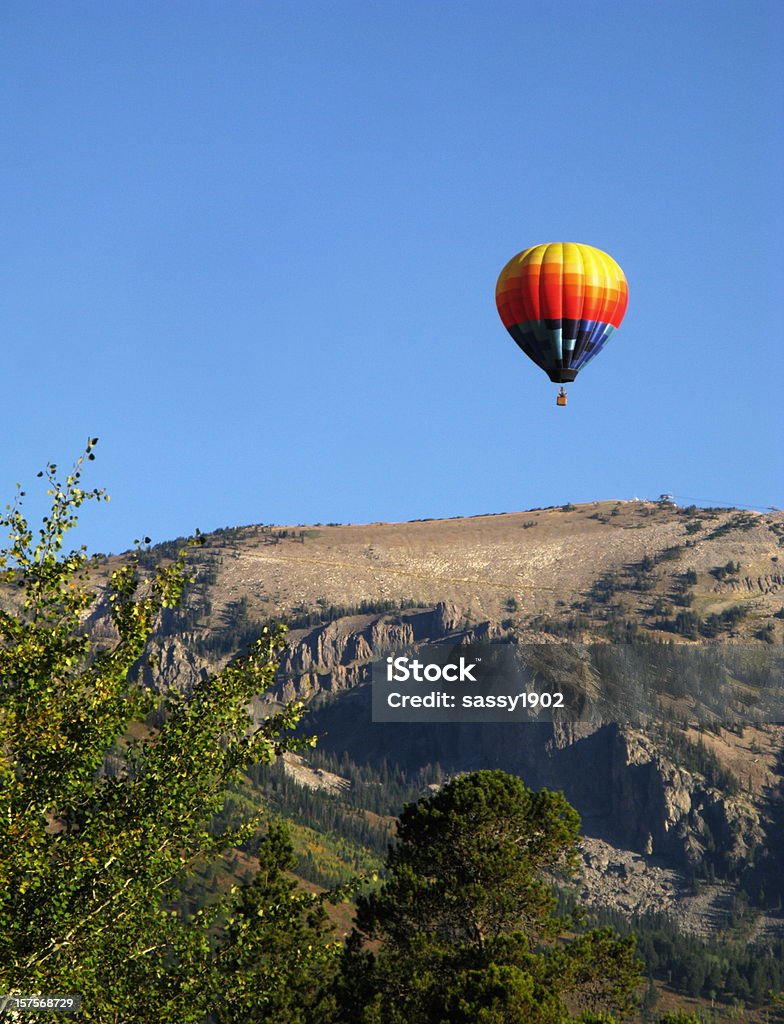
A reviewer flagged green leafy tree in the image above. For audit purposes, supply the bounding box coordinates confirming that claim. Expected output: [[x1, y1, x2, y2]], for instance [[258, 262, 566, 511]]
[[335, 770, 641, 1023], [0, 443, 340, 1021]]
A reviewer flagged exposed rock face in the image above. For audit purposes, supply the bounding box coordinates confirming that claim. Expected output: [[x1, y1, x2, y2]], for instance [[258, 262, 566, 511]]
[[275, 617, 413, 703], [576, 836, 737, 936], [260, 607, 772, 880], [139, 634, 209, 694], [128, 596, 776, 906], [273, 602, 490, 704], [281, 752, 351, 795], [724, 572, 783, 595], [594, 729, 764, 873]]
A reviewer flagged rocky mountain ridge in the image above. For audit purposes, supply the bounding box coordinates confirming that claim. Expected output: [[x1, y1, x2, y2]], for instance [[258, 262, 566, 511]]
[[87, 500, 784, 931]]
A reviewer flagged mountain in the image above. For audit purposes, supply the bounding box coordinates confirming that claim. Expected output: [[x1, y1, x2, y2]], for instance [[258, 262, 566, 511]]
[[132, 498, 784, 645], [95, 499, 784, 942]]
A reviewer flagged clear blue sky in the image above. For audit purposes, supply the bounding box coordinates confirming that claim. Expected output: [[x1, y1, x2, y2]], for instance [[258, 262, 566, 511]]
[[2, 1, 782, 554]]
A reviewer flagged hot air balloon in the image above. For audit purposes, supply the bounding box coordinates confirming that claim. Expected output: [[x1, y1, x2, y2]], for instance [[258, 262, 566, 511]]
[[496, 242, 628, 406]]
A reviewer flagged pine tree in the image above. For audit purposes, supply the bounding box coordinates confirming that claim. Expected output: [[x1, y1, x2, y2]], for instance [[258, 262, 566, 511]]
[[335, 770, 641, 1023]]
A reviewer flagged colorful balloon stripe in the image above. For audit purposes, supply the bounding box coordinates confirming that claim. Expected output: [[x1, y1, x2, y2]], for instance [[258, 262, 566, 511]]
[[496, 242, 628, 385]]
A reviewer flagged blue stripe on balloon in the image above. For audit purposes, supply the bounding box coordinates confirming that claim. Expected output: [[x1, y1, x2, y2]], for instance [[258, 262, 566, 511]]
[[512, 319, 616, 377]]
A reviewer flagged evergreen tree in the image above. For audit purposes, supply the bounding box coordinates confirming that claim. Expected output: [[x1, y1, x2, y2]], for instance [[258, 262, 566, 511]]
[[209, 821, 339, 1022], [335, 771, 641, 1023]]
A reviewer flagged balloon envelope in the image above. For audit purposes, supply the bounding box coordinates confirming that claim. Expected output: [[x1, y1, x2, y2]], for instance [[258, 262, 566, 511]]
[[496, 242, 628, 384]]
